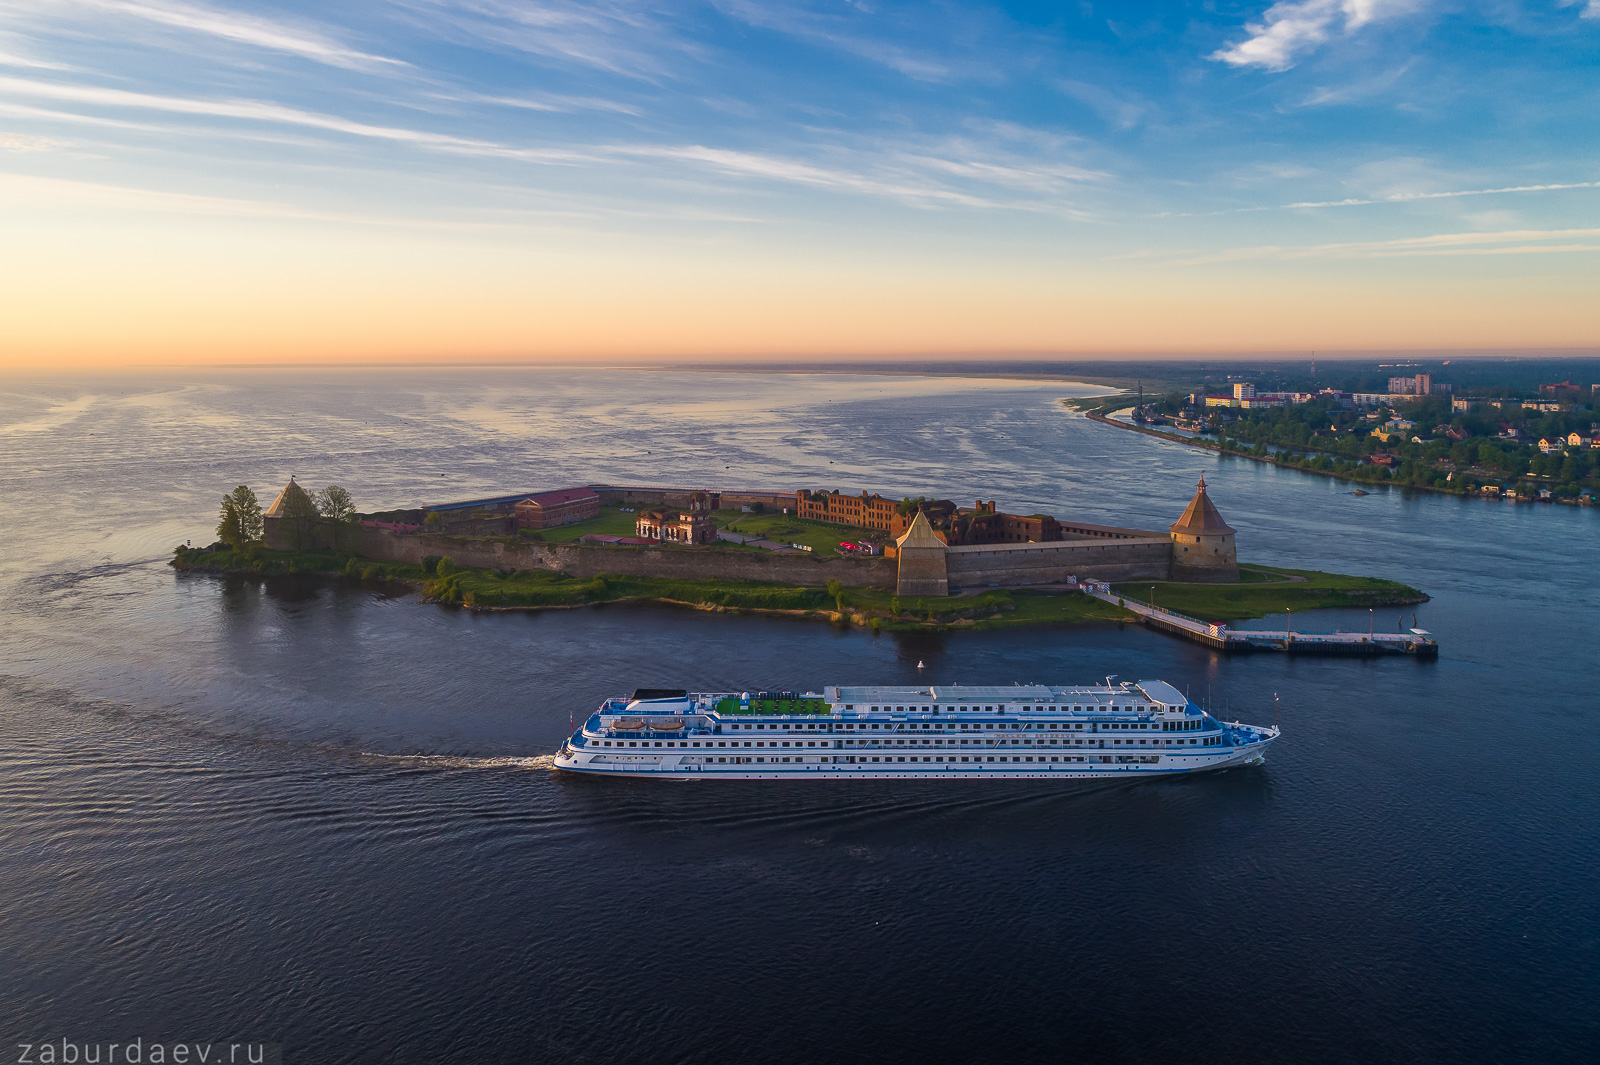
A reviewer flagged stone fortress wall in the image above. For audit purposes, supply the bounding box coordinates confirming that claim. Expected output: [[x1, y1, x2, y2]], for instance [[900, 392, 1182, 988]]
[[265, 478, 1237, 595], [285, 521, 900, 589], [945, 538, 1174, 587]]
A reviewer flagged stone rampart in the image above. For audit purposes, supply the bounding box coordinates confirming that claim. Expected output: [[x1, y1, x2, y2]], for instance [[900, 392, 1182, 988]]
[[589, 484, 795, 511], [946, 538, 1172, 587], [276, 519, 897, 588]]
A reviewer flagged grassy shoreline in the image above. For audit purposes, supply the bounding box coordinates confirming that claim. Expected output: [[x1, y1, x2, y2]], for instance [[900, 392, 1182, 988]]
[[1113, 566, 1428, 622], [171, 544, 1425, 632]]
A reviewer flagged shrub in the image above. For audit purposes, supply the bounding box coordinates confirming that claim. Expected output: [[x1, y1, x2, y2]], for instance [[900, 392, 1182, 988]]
[[421, 555, 441, 575], [436, 556, 457, 577], [345, 557, 359, 576]]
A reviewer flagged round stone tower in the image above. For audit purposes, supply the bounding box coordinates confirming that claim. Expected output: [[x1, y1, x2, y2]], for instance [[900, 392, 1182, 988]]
[[1168, 476, 1238, 582]]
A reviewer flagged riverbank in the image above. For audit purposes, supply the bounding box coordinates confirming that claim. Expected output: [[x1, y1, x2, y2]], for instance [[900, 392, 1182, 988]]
[[171, 545, 1425, 632], [1071, 400, 1597, 507]]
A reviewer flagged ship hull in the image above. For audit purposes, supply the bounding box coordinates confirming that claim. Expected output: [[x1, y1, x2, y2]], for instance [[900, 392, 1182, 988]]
[[552, 740, 1273, 780]]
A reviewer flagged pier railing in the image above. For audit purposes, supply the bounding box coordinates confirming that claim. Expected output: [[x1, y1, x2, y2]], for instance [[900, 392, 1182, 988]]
[[1082, 588, 1437, 657]]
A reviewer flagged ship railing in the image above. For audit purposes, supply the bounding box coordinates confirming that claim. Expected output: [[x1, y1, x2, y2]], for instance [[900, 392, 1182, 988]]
[[603, 727, 718, 739]]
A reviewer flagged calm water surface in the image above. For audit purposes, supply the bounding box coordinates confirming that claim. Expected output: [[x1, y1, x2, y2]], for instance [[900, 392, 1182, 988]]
[[0, 369, 1595, 1064]]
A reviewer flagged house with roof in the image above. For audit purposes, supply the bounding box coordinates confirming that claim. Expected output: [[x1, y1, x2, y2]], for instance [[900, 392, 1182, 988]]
[[514, 487, 600, 530]]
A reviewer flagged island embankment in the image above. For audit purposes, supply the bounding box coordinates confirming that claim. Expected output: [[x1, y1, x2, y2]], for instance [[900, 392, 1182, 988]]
[[171, 545, 1425, 632]]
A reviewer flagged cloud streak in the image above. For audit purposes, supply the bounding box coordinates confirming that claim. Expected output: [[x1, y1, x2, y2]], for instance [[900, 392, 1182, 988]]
[[1211, 0, 1420, 72], [0, 75, 1097, 212], [11, 1, 406, 70], [1281, 180, 1600, 208], [1167, 226, 1600, 264]]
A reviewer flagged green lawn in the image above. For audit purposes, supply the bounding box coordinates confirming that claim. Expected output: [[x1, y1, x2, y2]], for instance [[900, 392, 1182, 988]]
[[717, 512, 873, 556], [1113, 568, 1426, 621], [533, 505, 646, 541]]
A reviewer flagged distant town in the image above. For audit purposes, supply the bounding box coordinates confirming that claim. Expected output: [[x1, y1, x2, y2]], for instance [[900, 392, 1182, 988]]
[[1111, 373, 1600, 504]]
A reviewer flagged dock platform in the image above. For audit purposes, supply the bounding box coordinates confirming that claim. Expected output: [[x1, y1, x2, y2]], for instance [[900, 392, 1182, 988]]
[[1084, 588, 1439, 657]]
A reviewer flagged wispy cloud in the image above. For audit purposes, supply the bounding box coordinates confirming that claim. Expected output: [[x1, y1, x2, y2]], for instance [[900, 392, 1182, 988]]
[[0, 130, 62, 150], [1211, 1, 1422, 72], [398, 0, 697, 79], [0, 74, 550, 154], [611, 143, 1001, 207], [711, 0, 959, 82], [8, 1, 406, 70], [447, 91, 643, 116], [0, 32, 77, 71], [1280, 180, 1600, 208], [1168, 226, 1600, 264], [1298, 59, 1414, 106], [0, 74, 1094, 212]]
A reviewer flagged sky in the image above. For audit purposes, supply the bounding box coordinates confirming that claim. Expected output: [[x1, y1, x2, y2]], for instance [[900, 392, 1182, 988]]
[[0, 0, 1597, 367]]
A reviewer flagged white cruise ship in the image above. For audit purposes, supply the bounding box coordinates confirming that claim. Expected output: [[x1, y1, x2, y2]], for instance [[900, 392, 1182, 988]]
[[553, 680, 1278, 780]]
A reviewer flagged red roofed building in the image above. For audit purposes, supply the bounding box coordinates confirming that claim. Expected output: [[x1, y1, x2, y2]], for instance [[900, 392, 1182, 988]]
[[514, 487, 600, 529]]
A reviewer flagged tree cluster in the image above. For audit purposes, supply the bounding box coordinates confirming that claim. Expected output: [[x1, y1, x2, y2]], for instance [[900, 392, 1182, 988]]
[[216, 481, 359, 549]]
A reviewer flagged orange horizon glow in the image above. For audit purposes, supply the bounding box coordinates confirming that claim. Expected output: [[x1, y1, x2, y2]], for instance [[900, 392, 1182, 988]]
[[3, 209, 1596, 370]]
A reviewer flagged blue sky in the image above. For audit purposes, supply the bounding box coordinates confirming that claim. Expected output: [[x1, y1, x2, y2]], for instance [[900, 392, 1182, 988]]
[[2, 1, 1597, 363]]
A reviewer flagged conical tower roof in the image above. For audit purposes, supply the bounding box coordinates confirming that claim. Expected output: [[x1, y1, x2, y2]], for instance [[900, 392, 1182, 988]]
[[264, 476, 309, 517], [896, 508, 947, 549], [1169, 476, 1235, 535]]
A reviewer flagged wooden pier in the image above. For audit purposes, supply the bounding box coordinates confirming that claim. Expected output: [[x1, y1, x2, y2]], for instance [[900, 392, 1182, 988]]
[[1083, 588, 1439, 657]]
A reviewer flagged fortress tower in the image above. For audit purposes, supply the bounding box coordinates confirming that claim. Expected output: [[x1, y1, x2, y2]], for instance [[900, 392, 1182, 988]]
[[1168, 476, 1238, 582], [894, 509, 949, 596]]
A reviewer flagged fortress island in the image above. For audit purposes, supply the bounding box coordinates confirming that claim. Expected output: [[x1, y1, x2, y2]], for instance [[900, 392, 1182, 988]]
[[259, 476, 1239, 596], [162, 472, 1432, 646]]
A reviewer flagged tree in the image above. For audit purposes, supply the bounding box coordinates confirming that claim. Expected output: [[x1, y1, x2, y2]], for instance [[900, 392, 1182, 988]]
[[316, 485, 356, 522], [890, 596, 901, 617], [217, 496, 244, 548], [315, 485, 355, 551], [229, 485, 263, 542], [826, 578, 843, 612]]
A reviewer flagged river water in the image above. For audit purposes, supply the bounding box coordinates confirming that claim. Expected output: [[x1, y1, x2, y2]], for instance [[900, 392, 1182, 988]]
[[1, 369, 1594, 1064]]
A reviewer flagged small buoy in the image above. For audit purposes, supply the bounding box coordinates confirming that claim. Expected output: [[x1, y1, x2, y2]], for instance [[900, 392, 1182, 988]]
[[917, 659, 925, 669]]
